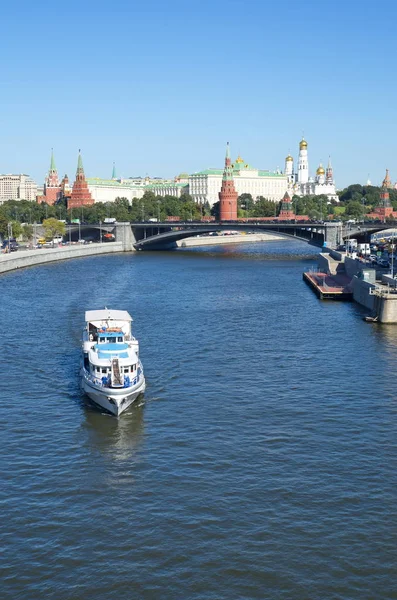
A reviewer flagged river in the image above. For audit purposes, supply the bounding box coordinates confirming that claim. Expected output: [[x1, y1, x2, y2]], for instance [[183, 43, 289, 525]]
[[1, 240, 396, 599]]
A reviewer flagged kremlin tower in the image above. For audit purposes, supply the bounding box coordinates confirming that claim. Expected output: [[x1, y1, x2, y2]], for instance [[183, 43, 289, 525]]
[[219, 143, 238, 221], [325, 157, 333, 184], [278, 192, 295, 219], [43, 149, 61, 205], [69, 151, 94, 209], [375, 169, 393, 221]]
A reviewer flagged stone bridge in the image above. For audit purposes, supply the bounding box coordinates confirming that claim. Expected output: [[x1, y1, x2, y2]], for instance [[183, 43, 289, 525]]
[[68, 220, 397, 252]]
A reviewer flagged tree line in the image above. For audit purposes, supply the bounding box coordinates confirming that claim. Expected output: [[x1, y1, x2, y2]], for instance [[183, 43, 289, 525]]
[[0, 183, 394, 239]]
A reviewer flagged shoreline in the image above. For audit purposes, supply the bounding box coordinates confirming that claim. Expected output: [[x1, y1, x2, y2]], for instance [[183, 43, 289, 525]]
[[177, 233, 284, 247]]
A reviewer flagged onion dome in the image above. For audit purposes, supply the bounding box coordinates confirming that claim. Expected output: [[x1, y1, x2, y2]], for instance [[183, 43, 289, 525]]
[[316, 164, 325, 175], [299, 138, 308, 150], [235, 155, 245, 164], [285, 154, 293, 162]]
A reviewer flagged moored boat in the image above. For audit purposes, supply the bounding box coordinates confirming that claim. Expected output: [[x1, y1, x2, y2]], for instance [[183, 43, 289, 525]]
[[81, 309, 146, 416]]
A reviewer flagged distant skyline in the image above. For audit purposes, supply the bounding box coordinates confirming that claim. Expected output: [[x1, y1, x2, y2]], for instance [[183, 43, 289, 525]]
[[1, 0, 397, 189]]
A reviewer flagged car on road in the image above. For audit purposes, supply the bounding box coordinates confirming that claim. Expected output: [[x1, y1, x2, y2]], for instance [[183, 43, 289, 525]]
[[1, 239, 19, 252]]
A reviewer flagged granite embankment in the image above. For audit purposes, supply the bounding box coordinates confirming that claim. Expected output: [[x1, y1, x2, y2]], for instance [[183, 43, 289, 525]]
[[0, 242, 123, 275], [177, 233, 283, 247], [317, 250, 397, 322]]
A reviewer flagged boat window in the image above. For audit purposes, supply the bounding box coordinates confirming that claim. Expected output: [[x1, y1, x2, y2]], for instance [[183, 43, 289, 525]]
[[101, 368, 107, 374], [117, 337, 123, 342]]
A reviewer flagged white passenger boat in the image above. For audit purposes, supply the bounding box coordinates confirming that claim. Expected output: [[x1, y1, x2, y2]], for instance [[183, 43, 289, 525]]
[[81, 309, 146, 416]]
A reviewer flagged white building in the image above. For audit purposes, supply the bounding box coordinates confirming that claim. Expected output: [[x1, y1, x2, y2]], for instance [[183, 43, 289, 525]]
[[286, 138, 338, 201], [85, 176, 188, 204], [0, 174, 38, 203], [86, 178, 145, 203], [189, 156, 288, 206]]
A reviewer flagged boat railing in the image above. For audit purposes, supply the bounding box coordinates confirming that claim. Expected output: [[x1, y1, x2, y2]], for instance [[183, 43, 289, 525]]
[[84, 366, 142, 389]]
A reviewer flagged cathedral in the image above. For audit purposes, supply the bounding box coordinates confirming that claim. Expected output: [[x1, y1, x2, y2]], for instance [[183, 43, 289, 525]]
[[285, 138, 338, 202]]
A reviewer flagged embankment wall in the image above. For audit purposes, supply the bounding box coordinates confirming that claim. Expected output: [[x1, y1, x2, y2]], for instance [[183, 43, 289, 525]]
[[0, 243, 124, 275]]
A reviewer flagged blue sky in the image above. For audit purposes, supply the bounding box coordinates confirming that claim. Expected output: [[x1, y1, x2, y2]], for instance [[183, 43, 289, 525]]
[[1, 0, 396, 188]]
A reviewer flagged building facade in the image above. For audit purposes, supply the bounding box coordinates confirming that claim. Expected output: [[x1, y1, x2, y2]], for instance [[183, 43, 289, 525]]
[[286, 138, 338, 201], [0, 174, 38, 204], [189, 154, 288, 206]]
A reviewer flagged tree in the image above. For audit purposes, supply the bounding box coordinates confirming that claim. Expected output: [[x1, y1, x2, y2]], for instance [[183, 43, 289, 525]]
[[0, 213, 8, 237], [345, 200, 364, 219], [42, 218, 66, 240], [238, 193, 254, 212], [22, 224, 33, 241], [9, 220, 22, 239]]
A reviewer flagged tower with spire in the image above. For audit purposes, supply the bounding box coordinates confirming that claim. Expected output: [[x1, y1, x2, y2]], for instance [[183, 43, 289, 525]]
[[69, 150, 94, 208], [43, 149, 61, 205], [374, 169, 394, 221], [219, 143, 238, 221], [325, 157, 333, 184], [278, 191, 295, 219]]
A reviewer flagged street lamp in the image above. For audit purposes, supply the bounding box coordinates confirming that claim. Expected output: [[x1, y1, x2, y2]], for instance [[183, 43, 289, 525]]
[[8, 222, 12, 253], [99, 220, 102, 243]]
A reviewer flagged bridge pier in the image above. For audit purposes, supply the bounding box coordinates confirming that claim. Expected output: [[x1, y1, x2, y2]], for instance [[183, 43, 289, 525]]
[[323, 223, 341, 249], [115, 222, 136, 251]]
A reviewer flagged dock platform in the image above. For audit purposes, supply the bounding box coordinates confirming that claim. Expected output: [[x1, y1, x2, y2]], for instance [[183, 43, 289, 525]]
[[303, 271, 353, 301]]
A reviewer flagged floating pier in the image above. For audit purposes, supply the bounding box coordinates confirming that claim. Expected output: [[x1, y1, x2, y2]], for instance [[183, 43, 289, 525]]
[[303, 271, 353, 301]]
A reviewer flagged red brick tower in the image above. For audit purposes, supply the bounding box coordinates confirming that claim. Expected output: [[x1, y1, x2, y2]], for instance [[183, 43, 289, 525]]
[[44, 149, 61, 205], [375, 169, 393, 221], [219, 143, 238, 221], [279, 191, 295, 219], [69, 151, 94, 208]]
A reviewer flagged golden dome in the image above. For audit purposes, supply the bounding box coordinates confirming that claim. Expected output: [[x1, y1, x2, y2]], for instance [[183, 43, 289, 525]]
[[235, 155, 244, 164], [316, 164, 325, 175], [299, 138, 308, 150], [285, 154, 293, 162]]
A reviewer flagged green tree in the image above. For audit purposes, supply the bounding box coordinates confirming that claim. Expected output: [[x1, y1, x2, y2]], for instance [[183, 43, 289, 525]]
[[345, 200, 364, 219], [9, 220, 22, 238], [42, 218, 66, 240], [22, 224, 33, 241]]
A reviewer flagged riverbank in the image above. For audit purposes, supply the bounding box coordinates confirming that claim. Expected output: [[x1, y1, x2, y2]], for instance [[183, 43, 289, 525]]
[[312, 250, 397, 322], [0, 242, 123, 275], [177, 232, 283, 247]]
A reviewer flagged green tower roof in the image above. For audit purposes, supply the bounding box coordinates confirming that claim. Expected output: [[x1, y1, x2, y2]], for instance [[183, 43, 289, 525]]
[[112, 162, 117, 179], [49, 148, 56, 172]]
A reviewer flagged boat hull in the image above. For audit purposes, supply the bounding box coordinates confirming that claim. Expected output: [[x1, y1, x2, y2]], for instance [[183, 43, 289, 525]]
[[81, 370, 146, 416]]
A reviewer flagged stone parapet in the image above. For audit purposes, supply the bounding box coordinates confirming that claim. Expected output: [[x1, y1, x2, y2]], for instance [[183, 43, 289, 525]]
[[0, 243, 124, 275]]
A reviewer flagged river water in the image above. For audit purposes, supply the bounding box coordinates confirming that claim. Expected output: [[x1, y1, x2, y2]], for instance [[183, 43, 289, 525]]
[[1, 240, 396, 599]]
